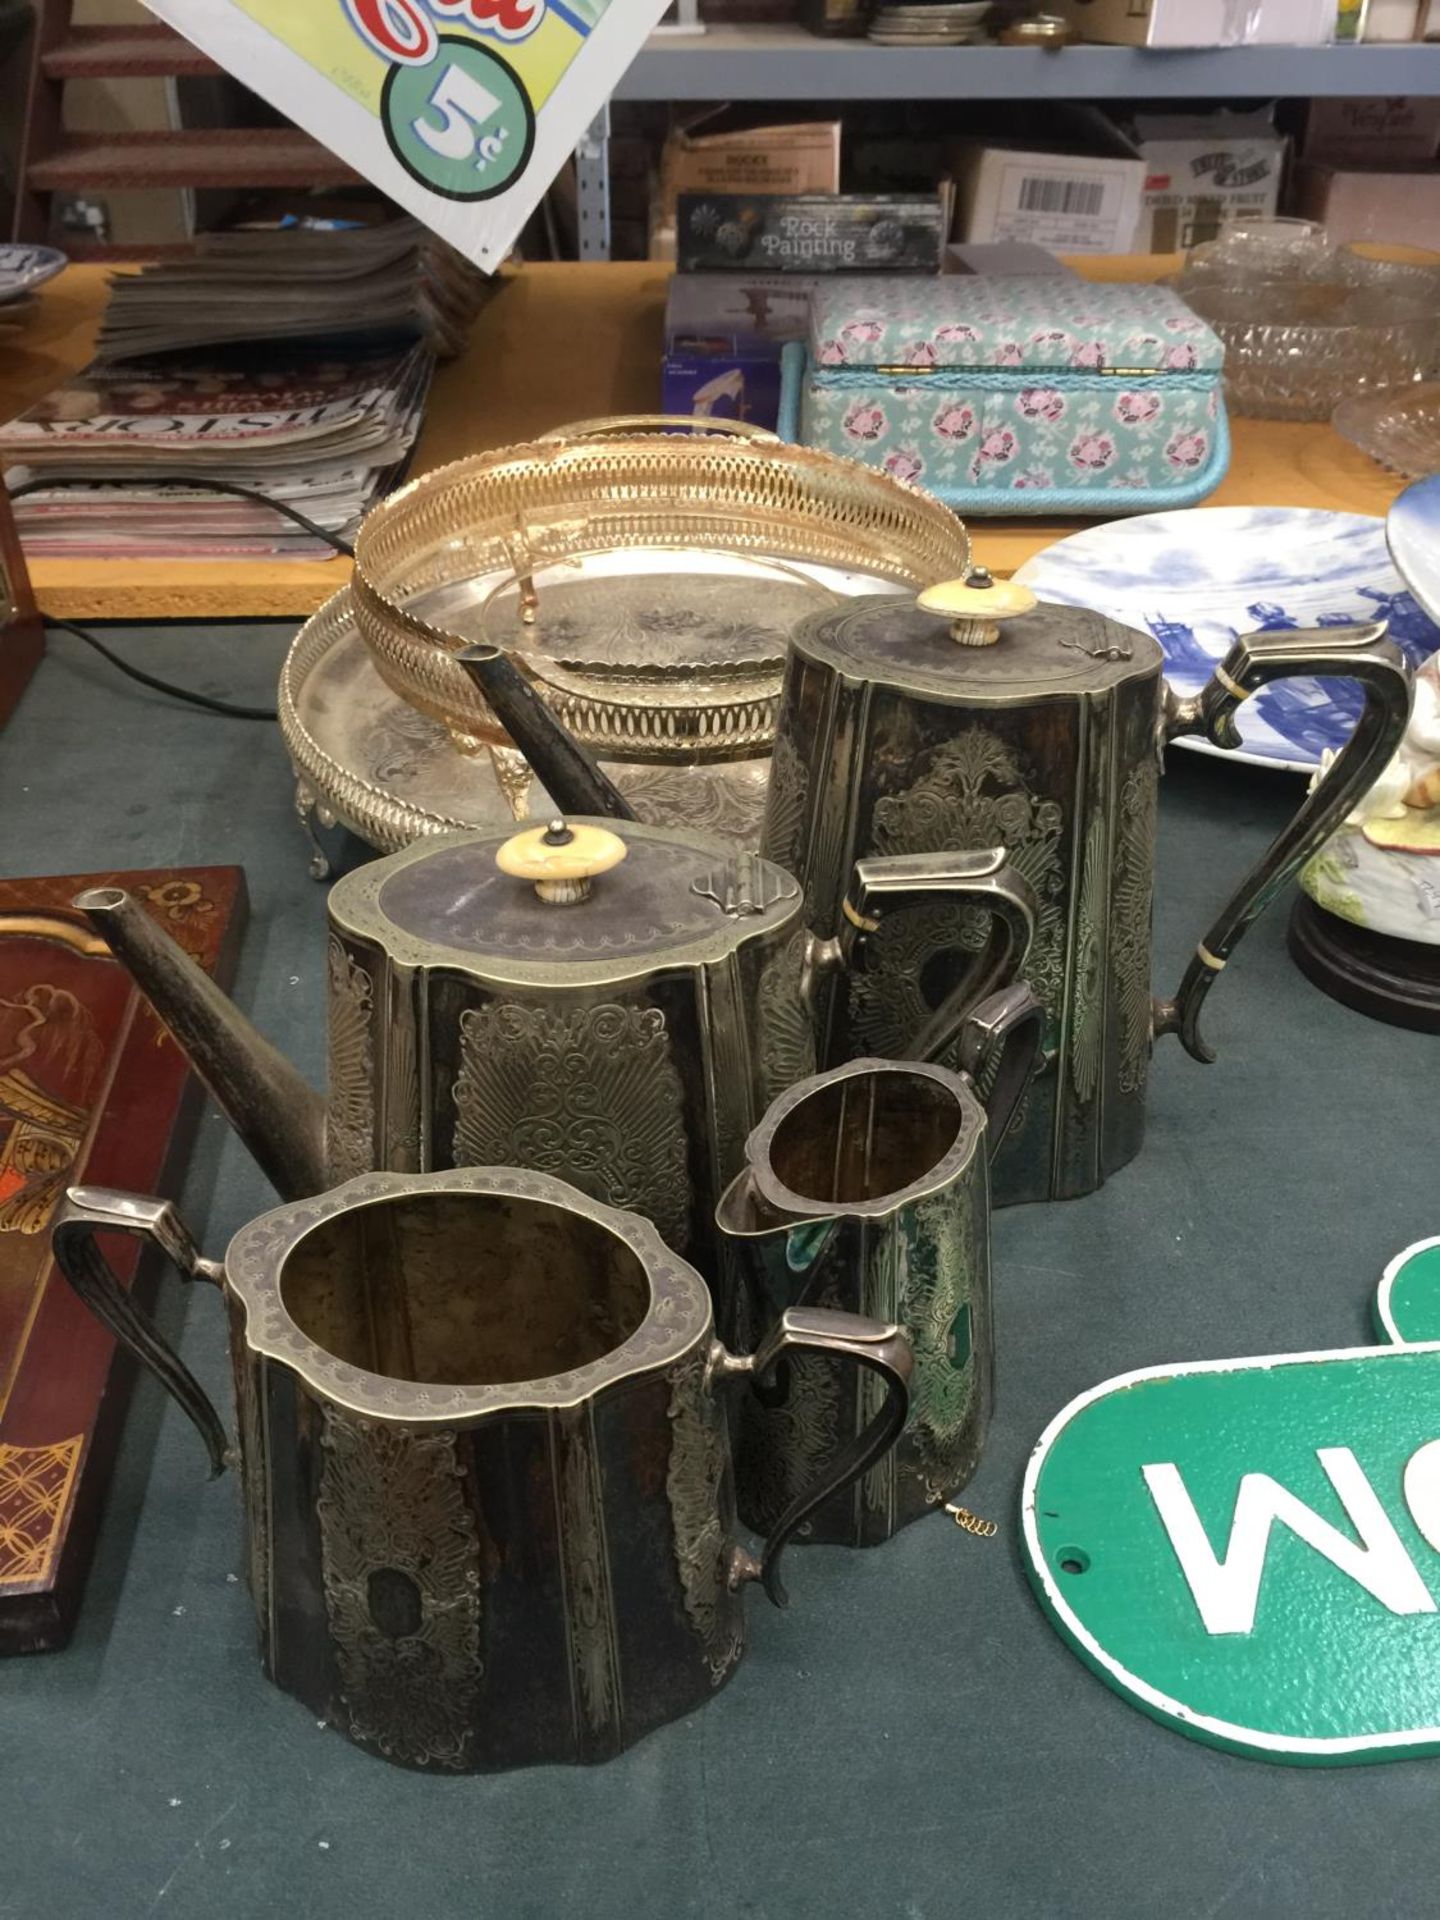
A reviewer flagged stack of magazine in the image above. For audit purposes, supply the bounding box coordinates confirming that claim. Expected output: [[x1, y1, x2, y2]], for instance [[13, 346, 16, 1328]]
[[0, 221, 485, 559], [1, 345, 433, 559], [92, 219, 488, 363]]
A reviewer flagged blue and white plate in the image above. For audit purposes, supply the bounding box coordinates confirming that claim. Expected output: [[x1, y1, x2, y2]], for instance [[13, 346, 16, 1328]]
[[0, 244, 66, 306], [1014, 507, 1440, 773]]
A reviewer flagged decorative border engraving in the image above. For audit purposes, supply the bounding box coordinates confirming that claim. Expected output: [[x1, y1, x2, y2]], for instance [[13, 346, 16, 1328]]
[[762, 727, 810, 881], [1112, 761, 1159, 1097], [452, 1002, 692, 1252], [755, 929, 818, 1109], [228, 1313, 269, 1643], [326, 938, 375, 1185], [317, 1406, 483, 1772], [1071, 813, 1107, 1105], [665, 1355, 743, 1688], [556, 1413, 622, 1742]]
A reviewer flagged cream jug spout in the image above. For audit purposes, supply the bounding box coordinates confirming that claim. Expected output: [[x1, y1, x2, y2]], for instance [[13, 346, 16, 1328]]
[[76, 888, 328, 1201]]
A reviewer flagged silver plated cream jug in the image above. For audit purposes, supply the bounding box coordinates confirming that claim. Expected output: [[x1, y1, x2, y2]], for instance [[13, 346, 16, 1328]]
[[717, 984, 1041, 1546], [762, 573, 1413, 1205], [51, 1167, 913, 1773]]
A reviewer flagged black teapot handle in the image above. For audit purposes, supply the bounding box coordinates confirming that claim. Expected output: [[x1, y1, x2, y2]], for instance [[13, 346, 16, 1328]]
[[840, 847, 1039, 1065], [50, 1187, 230, 1477], [1159, 621, 1412, 1062], [713, 1309, 913, 1609]]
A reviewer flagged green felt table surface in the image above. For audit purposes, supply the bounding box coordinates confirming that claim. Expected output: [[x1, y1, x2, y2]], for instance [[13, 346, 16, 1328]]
[[2, 623, 1437, 1920]]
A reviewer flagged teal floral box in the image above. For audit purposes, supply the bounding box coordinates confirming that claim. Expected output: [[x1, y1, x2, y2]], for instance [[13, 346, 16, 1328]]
[[778, 277, 1230, 515]]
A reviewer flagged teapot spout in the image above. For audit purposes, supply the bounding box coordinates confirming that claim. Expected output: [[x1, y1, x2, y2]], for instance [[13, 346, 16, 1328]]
[[77, 888, 328, 1201]]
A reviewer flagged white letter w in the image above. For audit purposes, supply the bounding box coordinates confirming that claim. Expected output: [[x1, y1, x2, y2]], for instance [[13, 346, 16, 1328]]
[[1142, 1448, 1436, 1636]]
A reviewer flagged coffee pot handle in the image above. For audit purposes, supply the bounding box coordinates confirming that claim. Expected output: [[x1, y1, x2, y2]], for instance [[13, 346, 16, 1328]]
[[840, 847, 1039, 1064], [716, 1309, 913, 1609], [51, 1187, 230, 1477], [1159, 621, 1412, 1062]]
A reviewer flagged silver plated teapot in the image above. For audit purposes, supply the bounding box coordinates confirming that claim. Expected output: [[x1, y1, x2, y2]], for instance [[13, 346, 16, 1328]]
[[75, 818, 1035, 1301]]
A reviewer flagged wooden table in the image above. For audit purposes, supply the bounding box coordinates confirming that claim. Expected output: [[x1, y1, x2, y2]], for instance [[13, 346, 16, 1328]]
[[2, 259, 1405, 623]]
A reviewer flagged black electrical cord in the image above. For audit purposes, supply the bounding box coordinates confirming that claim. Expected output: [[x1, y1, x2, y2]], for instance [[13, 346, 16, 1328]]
[[45, 618, 280, 721], [10, 473, 359, 721]]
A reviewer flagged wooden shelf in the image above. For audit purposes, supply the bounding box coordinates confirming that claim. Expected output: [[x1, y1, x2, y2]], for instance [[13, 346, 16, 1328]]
[[28, 129, 360, 193], [41, 24, 220, 79], [0, 259, 1407, 624]]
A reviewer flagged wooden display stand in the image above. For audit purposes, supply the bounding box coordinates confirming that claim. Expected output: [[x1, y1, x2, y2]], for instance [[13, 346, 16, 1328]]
[[1288, 895, 1440, 1034], [0, 258, 1411, 623]]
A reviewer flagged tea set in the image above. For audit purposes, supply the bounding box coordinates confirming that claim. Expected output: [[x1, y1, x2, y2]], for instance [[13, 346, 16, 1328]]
[[48, 422, 1428, 1775]]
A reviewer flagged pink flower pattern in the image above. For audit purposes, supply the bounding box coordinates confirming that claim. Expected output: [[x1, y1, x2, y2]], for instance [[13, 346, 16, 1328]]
[[843, 401, 887, 443], [1114, 390, 1161, 425], [884, 447, 925, 483], [1165, 343, 1199, 370], [977, 427, 1018, 466], [933, 402, 976, 441], [1165, 429, 1209, 470], [1070, 432, 1117, 472], [1013, 468, 1055, 490], [1071, 341, 1107, 370], [1018, 387, 1065, 423]]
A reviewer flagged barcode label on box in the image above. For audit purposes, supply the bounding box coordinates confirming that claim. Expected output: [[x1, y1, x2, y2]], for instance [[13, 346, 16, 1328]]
[[990, 161, 1136, 253], [1018, 177, 1106, 217]]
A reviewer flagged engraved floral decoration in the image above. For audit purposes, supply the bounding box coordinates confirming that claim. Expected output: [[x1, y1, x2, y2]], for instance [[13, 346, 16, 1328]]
[[666, 1353, 744, 1688], [849, 728, 1066, 1059], [317, 1408, 483, 1771], [452, 1003, 692, 1254], [325, 937, 375, 1186]]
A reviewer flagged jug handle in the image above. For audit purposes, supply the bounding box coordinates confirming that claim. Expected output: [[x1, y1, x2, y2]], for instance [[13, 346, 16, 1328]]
[[840, 848, 1039, 1065], [716, 1307, 913, 1609], [50, 1186, 230, 1478], [1158, 621, 1412, 1062], [955, 982, 1047, 1149]]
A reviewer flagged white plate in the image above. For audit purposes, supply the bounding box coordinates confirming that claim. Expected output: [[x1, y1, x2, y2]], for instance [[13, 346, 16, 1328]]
[[0, 244, 67, 305], [1015, 506, 1440, 773]]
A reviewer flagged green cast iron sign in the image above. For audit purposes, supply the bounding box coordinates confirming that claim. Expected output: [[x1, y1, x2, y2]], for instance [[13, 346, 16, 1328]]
[[1023, 1238, 1440, 1766]]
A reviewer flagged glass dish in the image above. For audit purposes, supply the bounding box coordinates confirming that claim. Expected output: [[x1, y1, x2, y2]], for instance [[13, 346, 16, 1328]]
[[1181, 282, 1436, 421], [1337, 242, 1440, 300], [1175, 219, 1333, 291], [1333, 381, 1440, 478]]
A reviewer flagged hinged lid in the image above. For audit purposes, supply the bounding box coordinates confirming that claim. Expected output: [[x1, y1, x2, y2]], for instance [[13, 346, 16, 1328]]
[[329, 819, 801, 982], [794, 573, 1160, 699], [808, 277, 1225, 375]]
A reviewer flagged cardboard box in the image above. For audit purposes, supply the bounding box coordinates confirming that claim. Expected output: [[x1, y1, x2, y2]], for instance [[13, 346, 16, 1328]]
[[1304, 96, 1440, 166], [950, 110, 1145, 255], [1129, 111, 1285, 252], [943, 241, 1078, 275], [661, 273, 821, 428], [1054, 0, 1333, 44], [1294, 161, 1440, 247], [652, 114, 842, 259]]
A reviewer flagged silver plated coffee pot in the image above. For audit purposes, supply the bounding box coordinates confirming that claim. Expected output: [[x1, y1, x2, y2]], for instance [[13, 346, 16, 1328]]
[[761, 572, 1413, 1204]]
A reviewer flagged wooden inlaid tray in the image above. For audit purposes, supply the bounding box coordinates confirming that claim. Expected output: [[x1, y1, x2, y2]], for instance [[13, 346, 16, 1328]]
[[0, 867, 244, 1653]]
